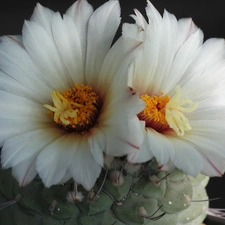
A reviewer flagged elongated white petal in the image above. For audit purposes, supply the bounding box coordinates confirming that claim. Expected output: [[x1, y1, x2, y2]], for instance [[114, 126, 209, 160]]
[[0, 40, 52, 102], [97, 37, 142, 100], [30, 3, 55, 35], [180, 38, 225, 100], [146, 0, 162, 26], [0, 119, 51, 146], [22, 21, 70, 90], [88, 128, 105, 167], [161, 29, 203, 93], [0, 90, 50, 122], [166, 135, 203, 176], [101, 117, 145, 156], [51, 13, 84, 84], [12, 156, 38, 187], [176, 18, 198, 46], [182, 122, 225, 175], [131, 8, 148, 30], [147, 129, 175, 165], [148, 10, 179, 94], [100, 87, 145, 126], [69, 135, 101, 190], [122, 23, 143, 42], [85, 0, 120, 83], [127, 130, 153, 163], [1, 128, 64, 168], [36, 134, 79, 187], [0, 72, 47, 104], [66, 0, 93, 62]]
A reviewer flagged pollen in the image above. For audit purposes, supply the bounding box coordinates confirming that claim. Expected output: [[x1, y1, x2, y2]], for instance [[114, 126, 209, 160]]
[[138, 86, 197, 136], [138, 92, 170, 131], [43, 84, 100, 132]]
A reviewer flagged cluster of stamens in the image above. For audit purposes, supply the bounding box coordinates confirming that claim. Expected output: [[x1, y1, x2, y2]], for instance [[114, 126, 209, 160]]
[[138, 92, 170, 132], [138, 86, 197, 136], [44, 84, 100, 133]]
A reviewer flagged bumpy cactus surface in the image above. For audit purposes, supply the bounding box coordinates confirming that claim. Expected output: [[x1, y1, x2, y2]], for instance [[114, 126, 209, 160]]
[[0, 159, 208, 225]]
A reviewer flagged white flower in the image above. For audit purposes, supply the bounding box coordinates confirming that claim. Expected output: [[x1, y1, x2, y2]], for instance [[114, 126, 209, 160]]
[[0, 0, 144, 190], [124, 0, 225, 177]]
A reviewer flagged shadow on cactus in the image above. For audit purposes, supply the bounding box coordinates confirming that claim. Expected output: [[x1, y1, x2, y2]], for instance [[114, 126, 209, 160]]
[[0, 158, 209, 225]]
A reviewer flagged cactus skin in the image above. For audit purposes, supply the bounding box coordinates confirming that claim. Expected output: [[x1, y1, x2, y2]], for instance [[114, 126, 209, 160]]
[[0, 159, 208, 225]]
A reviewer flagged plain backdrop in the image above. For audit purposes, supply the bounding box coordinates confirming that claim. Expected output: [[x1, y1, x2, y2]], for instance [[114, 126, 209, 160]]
[[1, 0, 225, 223]]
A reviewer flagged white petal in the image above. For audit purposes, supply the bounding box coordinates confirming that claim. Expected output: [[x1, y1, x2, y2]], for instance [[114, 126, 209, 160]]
[[200, 154, 225, 177], [58, 170, 72, 184], [0, 119, 50, 146], [88, 128, 105, 166], [51, 13, 84, 84], [69, 135, 101, 190], [161, 29, 203, 93], [66, 0, 93, 62], [11, 156, 37, 187], [1, 128, 64, 168], [127, 130, 153, 163], [100, 89, 144, 126], [30, 3, 55, 35], [0, 72, 45, 104], [98, 85, 145, 157], [189, 101, 225, 121], [181, 126, 225, 176], [97, 37, 142, 100], [101, 117, 145, 156], [149, 10, 179, 93], [36, 134, 79, 187], [0, 39, 52, 102], [147, 129, 175, 165], [85, 0, 120, 82], [0, 90, 50, 122], [181, 38, 225, 99], [167, 134, 203, 176], [146, 0, 162, 26], [191, 120, 225, 140], [132, 8, 148, 30], [127, 8, 175, 95], [176, 18, 198, 46], [29, 4, 77, 87], [130, 25, 160, 94], [22, 21, 70, 89], [122, 23, 143, 42]]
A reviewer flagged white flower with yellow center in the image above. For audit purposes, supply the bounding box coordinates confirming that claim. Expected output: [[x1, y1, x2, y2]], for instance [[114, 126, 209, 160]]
[[0, 0, 144, 190], [124, 0, 225, 176]]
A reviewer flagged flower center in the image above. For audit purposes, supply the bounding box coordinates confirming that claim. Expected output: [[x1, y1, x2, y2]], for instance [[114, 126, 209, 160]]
[[138, 92, 170, 133], [138, 86, 197, 136], [43, 84, 100, 133]]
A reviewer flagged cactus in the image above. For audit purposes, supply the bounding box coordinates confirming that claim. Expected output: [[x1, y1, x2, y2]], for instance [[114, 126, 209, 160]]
[[0, 158, 208, 225]]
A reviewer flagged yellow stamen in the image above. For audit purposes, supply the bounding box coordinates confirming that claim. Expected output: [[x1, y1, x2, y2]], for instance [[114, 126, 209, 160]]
[[43, 84, 100, 132], [165, 86, 197, 136], [138, 93, 170, 125], [138, 86, 197, 136]]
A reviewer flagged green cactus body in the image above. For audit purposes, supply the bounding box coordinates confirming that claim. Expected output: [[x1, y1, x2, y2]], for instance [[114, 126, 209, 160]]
[[0, 159, 209, 225]]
